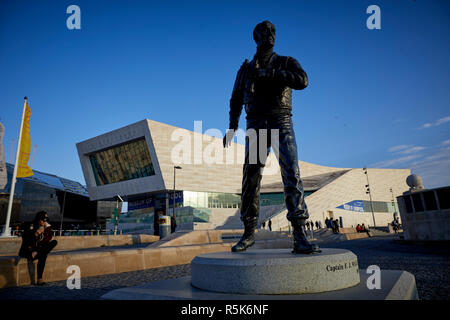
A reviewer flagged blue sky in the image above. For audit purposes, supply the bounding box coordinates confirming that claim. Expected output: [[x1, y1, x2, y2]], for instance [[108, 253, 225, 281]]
[[1, 0, 449, 188]]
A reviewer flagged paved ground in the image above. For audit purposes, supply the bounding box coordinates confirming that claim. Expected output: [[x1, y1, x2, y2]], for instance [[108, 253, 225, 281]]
[[0, 235, 448, 300]]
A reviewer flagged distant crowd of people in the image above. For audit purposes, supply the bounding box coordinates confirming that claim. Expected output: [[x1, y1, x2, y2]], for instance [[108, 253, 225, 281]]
[[259, 216, 401, 237], [325, 218, 341, 234], [261, 219, 272, 231], [260, 219, 323, 232]]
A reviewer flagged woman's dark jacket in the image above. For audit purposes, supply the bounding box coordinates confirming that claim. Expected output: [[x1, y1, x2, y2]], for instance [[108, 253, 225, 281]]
[[18, 225, 53, 258]]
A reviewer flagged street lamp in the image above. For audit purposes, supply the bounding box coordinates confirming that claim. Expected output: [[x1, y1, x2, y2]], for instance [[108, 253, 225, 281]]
[[59, 189, 67, 236], [173, 166, 182, 218], [113, 195, 124, 235], [390, 187, 398, 221], [363, 167, 376, 227]]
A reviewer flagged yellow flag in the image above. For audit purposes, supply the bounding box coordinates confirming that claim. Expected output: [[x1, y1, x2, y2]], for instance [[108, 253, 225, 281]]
[[17, 102, 33, 178]]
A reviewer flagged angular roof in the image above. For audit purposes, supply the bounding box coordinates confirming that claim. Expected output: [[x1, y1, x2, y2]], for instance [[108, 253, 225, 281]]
[[260, 169, 350, 193], [76, 119, 356, 200], [4, 163, 89, 197]]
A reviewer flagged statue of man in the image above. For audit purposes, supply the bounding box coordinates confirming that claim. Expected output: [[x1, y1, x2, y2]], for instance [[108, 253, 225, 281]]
[[223, 20, 320, 254]]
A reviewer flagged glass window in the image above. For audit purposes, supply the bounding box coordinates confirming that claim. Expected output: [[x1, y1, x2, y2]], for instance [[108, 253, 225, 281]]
[[423, 191, 438, 211], [89, 138, 155, 186], [436, 188, 450, 209], [404, 195, 413, 213], [412, 193, 424, 212]]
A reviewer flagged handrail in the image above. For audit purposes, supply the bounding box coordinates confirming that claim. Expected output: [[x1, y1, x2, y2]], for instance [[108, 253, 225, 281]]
[[9, 229, 107, 237], [263, 205, 287, 223]]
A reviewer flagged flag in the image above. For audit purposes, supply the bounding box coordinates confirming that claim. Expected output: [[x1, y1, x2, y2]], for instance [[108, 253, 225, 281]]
[[16, 101, 33, 178], [0, 121, 6, 188]]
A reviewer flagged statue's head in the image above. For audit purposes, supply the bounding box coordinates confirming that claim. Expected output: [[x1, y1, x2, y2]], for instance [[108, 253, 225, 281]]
[[253, 20, 276, 49]]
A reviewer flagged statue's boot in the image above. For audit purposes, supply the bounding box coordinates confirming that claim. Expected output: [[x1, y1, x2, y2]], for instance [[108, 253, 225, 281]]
[[231, 219, 257, 252], [291, 220, 321, 254]]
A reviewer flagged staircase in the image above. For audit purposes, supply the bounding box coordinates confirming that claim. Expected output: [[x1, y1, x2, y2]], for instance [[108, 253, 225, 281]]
[[312, 228, 347, 244], [209, 208, 242, 229], [368, 228, 392, 237]]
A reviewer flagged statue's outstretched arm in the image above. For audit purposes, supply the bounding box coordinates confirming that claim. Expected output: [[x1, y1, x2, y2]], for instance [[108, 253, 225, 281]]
[[224, 63, 246, 148], [228, 64, 246, 130]]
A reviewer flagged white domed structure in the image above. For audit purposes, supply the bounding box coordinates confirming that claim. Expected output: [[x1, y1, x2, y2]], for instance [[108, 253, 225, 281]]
[[406, 174, 424, 190]]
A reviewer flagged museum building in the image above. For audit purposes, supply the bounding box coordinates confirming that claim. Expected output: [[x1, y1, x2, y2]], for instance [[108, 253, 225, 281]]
[[76, 119, 410, 231], [0, 163, 118, 229]]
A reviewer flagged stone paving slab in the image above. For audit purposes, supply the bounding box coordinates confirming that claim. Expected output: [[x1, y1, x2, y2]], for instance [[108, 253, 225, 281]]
[[0, 236, 448, 300], [101, 270, 418, 300]]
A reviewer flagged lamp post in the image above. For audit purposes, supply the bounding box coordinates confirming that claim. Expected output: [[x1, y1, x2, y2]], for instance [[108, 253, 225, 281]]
[[173, 166, 182, 218], [59, 189, 67, 236], [363, 167, 376, 227], [390, 187, 398, 221], [113, 195, 123, 235]]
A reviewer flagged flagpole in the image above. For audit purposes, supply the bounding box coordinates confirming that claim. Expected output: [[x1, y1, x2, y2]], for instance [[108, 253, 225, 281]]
[[1, 97, 28, 237]]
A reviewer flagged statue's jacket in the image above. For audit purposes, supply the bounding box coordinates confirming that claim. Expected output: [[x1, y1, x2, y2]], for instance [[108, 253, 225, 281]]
[[228, 52, 308, 129]]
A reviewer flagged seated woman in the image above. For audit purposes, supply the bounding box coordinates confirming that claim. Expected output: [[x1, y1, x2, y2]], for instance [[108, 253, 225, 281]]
[[361, 223, 371, 237], [18, 211, 58, 285]]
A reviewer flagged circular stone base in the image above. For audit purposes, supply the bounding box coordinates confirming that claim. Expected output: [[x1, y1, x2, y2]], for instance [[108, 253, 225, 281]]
[[191, 248, 360, 294]]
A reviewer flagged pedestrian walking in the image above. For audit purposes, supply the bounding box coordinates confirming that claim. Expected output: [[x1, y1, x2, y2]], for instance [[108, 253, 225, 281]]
[[154, 209, 164, 236], [171, 215, 177, 233], [334, 219, 340, 233]]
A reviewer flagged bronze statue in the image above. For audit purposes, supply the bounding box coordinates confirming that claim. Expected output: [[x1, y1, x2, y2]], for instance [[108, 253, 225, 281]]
[[224, 21, 320, 254]]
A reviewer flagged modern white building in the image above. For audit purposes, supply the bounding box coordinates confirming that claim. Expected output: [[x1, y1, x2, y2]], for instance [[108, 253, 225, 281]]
[[76, 119, 410, 230]]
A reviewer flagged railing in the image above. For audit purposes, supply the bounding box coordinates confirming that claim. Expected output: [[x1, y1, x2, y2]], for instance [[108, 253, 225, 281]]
[[263, 205, 287, 225], [10, 229, 110, 237], [54, 229, 107, 236], [117, 225, 151, 234]]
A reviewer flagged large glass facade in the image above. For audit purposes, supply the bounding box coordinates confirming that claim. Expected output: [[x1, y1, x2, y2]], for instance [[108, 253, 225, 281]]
[[362, 200, 399, 213], [260, 191, 314, 206], [182, 191, 313, 209], [89, 138, 155, 186], [0, 163, 116, 228], [184, 191, 241, 209]]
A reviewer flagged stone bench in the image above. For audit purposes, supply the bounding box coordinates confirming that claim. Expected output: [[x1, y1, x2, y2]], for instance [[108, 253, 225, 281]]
[[344, 231, 374, 240], [0, 242, 232, 288], [0, 234, 159, 256]]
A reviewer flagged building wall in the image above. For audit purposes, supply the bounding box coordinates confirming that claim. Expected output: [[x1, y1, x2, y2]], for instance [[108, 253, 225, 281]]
[[398, 187, 450, 241], [76, 120, 166, 200], [77, 119, 349, 200], [0, 164, 115, 228], [77, 119, 412, 230], [269, 168, 410, 229], [147, 119, 348, 194]]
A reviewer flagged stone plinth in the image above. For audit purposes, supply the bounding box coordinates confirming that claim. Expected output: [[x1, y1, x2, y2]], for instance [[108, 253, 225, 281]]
[[101, 271, 418, 300], [191, 248, 360, 294]]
